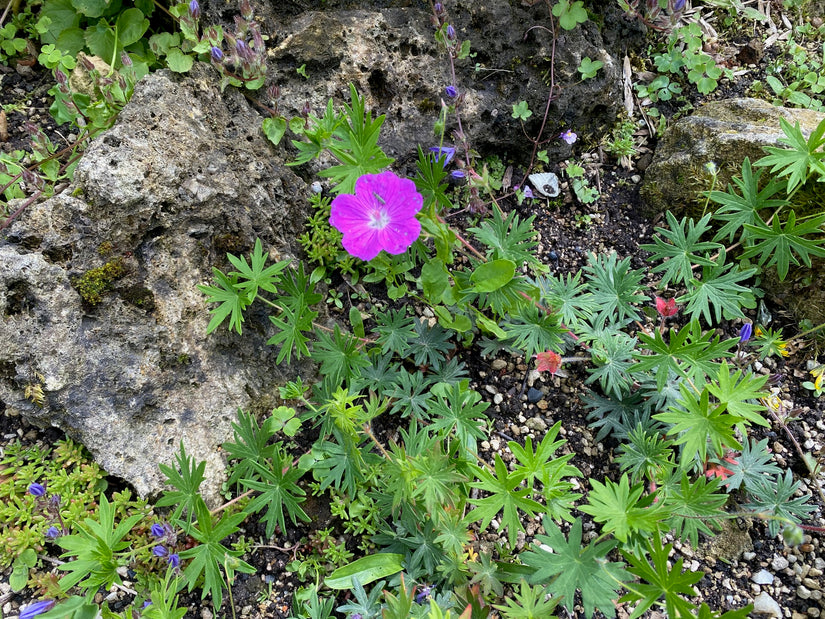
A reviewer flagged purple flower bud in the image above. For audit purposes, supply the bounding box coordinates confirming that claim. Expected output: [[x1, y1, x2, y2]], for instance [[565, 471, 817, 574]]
[[143, 601, 152, 609], [45, 526, 61, 539], [55, 68, 68, 86], [19, 600, 56, 619], [28, 483, 46, 497], [523, 186, 534, 199], [236, 39, 252, 60], [168, 553, 181, 568], [150, 523, 165, 538], [446, 24, 456, 40], [210, 46, 223, 62], [451, 170, 465, 179], [429, 145, 456, 166], [739, 323, 752, 343], [445, 85, 457, 98], [153, 545, 169, 558], [672, 0, 686, 10], [120, 51, 133, 67], [188, 0, 200, 19], [240, 0, 253, 20], [434, 2, 443, 12]]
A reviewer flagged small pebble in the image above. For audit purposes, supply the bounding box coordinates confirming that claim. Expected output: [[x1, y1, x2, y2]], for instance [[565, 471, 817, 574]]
[[798, 586, 812, 600], [751, 569, 774, 585], [772, 555, 790, 571], [527, 387, 543, 403], [752, 592, 783, 617]]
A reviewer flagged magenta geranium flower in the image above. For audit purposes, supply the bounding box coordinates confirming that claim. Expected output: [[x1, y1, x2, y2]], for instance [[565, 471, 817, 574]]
[[329, 171, 423, 261]]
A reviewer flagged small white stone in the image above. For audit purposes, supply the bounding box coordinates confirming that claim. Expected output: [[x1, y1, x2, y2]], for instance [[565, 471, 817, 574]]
[[772, 555, 790, 571], [751, 569, 775, 585], [752, 592, 783, 617]]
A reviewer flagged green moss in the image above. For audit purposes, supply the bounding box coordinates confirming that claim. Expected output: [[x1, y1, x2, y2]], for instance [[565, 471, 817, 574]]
[[72, 258, 125, 305]]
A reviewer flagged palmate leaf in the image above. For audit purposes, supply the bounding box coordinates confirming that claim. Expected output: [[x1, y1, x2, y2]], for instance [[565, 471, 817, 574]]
[[321, 84, 395, 194], [740, 209, 825, 280], [585, 332, 637, 399], [311, 324, 371, 385], [493, 580, 559, 619], [662, 472, 727, 548], [178, 500, 255, 612], [429, 380, 490, 454], [753, 117, 825, 194], [654, 384, 742, 468], [584, 252, 649, 325], [468, 208, 541, 269], [226, 238, 289, 301], [742, 470, 817, 536], [642, 211, 721, 288], [723, 438, 780, 491], [522, 517, 629, 619], [502, 304, 567, 359], [197, 268, 251, 334], [156, 442, 207, 521], [242, 448, 310, 539], [537, 270, 598, 327], [222, 408, 278, 490], [371, 307, 416, 356], [579, 473, 667, 544], [707, 158, 788, 243], [465, 453, 544, 547], [267, 304, 316, 364], [679, 251, 757, 324], [706, 361, 769, 427], [633, 320, 737, 390], [619, 531, 703, 619]]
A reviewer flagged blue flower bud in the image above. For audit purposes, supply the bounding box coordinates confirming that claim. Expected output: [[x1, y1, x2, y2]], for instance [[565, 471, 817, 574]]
[[153, 545, 169, 558], [45, 526, 61, 539], [445, 85, 457, 98], [28, 483, 46, 497], [446, 24, 456, 40], [211, 46, 224, 62], [739, 323, 752, 343], [19, 600, 56, 619], [168, 553, 181, 568], [150, 523, 165, 538], [188, 0, 200, 19]]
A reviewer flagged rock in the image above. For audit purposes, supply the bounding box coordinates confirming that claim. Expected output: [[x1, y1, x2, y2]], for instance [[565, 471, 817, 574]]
[[751, 569, 775, 585], [772, 555, 790, 571], [214, 1, 626, 164], [752, 592, 783, 618], [798, 586, 812, 600], [1, 65, 310, 504], [641, 98, 825, 217], [527, 387, 543, 403]]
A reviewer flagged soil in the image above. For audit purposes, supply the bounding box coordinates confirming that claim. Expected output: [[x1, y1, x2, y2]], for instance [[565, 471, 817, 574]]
[[2, 1, 825, 619]]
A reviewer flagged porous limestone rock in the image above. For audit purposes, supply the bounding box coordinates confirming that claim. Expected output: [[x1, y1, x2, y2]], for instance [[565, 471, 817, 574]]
[[641, 98, 825, 216], [0, 64, 310, 505]]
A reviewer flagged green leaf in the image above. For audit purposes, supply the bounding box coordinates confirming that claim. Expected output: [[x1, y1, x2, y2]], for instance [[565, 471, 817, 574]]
[[553, 0, 588, 29], [753, 117, 825, 194], [421, 258, 451, 303], [324, 553, 404, 589], [222, 408, 277, 490], [226, 239, 288, 302], [740, 209, 825, 281], [469, 208, 541, 269], [311, 324, 370, 385], [707, 158, 788, 243], [522, 518, 628, 619], [41, 0, 82, 45], [116, 8, 149, 47], [242, 449, 309, 539], [654, 384, 741, 468], [178, 500, 255, 611], [742, 470, 817, 536], [579, 473, 666, 544], [502, 304, 566, 359], [470, 259, 516, 293], [663, 472, 726, 549], [511, 100, 532, 120], [429, 380, 490, 453], [538, 270, 598, 328], [197, 268, 251, 334], [723, 438, 780, 491], [465, 454, 543, 548], [85, 19, 116, 64], [641, 211, 721, 288], [165, 47, 193, 72], [679, 251, 756, 324], [619, 531, 702, 619], [71, 0, 109, 17], [155, 442, 206, 521], [706, 361, 769, 426], [584, 252, 649, 325], [262, 117, 287, 146]]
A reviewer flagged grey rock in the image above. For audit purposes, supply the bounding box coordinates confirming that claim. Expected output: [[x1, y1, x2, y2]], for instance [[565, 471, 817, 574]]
[[1, 65, 310, 505], [772, 555, 790, 571], [641, 98, 825, 217], [527, 387, 543, 403], [751, 569, 775, 585], [798, 586, 812, 600], [752, 592, 783, 617]]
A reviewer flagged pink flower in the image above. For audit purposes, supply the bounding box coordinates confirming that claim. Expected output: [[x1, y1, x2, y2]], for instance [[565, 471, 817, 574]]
[[535, 350, 562, 374], [655, 296, 678, 317], [329, 171, 423, 261], [559, 129, 577, 145]]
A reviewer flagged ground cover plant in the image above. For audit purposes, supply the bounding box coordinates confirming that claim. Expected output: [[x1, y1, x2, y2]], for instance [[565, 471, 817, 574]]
[[2, 0, 825, 618]]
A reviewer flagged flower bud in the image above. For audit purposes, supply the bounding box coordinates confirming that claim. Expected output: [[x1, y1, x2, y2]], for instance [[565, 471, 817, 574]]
[[446, 24, 456, 39], [240, 0, 253, 20], [211, 46, 224, 62], [120, 51, 133, 67], [739, 323, 753, 343], [28, 483, 46, 497], [445, 85, 457, 98], [188, 0, 200, 19], [153, 545, 169, 557]]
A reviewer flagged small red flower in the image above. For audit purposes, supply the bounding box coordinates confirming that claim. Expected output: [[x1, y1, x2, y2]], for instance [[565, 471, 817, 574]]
[[655, 296, 678, 317], [704, 454, 738, 481], [535, 350, 562, 374]]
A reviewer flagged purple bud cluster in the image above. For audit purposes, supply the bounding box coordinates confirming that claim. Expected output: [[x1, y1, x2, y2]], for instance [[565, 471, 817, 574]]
[[150, 521, 181, 570], [27, 483, 66, 540], [623, 0, 686, 31]]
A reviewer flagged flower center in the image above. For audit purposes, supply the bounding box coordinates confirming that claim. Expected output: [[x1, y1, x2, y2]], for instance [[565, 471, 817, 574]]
[[368, 208, 390, 229]]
